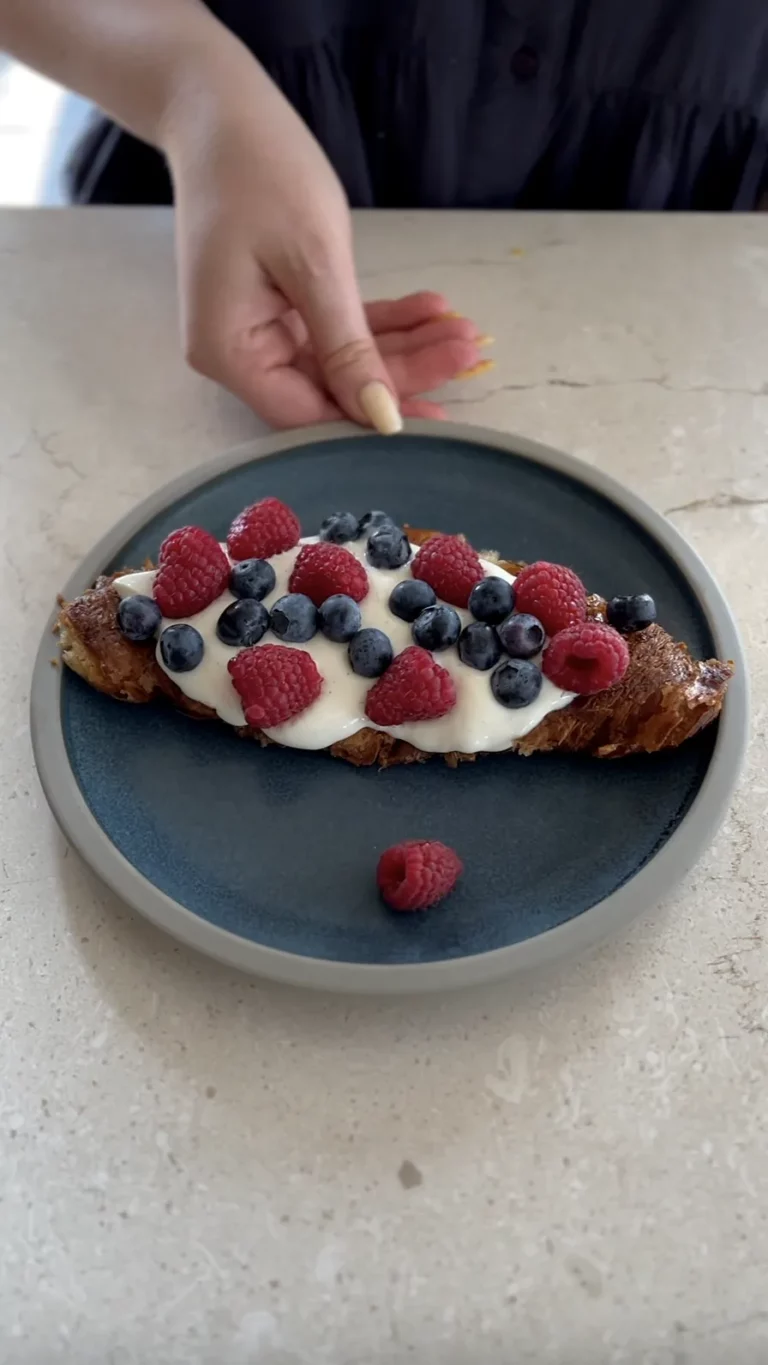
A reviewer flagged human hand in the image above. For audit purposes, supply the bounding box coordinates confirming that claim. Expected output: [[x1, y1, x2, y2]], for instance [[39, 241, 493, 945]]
[[165, 54, 488, 431]]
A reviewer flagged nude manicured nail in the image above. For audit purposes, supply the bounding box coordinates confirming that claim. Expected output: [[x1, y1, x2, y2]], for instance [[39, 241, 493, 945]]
[[477, 334, 495, 348], [359, 381, 403, 435], [454, 359, 496, 381]]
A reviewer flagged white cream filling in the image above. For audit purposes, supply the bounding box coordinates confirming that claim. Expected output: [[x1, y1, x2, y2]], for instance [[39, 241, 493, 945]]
[[114, 537, 574, 753]]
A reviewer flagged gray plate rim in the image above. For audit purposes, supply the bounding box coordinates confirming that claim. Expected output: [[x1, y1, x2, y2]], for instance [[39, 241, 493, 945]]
[[30, 419, 749, 994]]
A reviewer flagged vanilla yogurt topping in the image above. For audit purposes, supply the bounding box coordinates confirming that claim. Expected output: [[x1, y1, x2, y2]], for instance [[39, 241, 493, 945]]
[[114, 537, 574, 753]]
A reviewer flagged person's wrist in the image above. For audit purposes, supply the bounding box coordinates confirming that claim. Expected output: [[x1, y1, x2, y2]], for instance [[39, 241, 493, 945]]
[[155, 26, 254, 169]]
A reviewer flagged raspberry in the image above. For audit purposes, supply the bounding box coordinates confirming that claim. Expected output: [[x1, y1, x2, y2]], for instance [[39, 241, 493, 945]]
[[377, 840, 463, 911], [513, 561, 587, 637], [411, 534, 484, 608], [365, 646, 456, 726], [153, 526, 229, 618], [543, 621, 630, 695], [228, 644, 322, 728], [227, 497, 300, 561], [289, 542, 368, 606]]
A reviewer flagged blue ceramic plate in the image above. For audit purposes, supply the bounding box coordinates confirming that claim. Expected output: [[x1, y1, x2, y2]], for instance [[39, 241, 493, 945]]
[[31, 422, 747, 992]]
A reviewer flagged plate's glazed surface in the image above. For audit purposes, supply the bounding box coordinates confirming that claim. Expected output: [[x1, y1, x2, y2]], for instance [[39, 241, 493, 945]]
[[31, 423, 747, 991]]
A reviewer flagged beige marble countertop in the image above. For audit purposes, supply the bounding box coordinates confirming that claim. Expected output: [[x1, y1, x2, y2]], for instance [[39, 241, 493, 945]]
[[1, 209, 766, 1365]]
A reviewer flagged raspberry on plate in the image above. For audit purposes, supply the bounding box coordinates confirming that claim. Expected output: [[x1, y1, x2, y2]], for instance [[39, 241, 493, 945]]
[[227, 497, 300, 561], [228, 644, 322, 728], [377, 840, 463, 911], [365, 646, 456, 726], [411, 534, 484, 608], [289, 542, 369, 606], [512, 561, 587, 637], [543, 621, 630, 695], [153, 525, 230, 618]]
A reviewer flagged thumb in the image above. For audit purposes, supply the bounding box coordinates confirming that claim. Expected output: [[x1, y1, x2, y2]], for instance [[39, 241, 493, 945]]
[[275, 247, 403, 435]]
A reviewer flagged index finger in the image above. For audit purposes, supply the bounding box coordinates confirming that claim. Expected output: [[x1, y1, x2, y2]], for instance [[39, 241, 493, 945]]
[[364, 292, 451, 333], [227, 347, 342, 428]]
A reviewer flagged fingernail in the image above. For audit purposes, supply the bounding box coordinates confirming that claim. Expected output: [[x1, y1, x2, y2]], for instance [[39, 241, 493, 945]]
[[359, 381, 403, 435], [454, 359, 496, 381], [477, 334, 495, 349], [439, 310, 463, 320]]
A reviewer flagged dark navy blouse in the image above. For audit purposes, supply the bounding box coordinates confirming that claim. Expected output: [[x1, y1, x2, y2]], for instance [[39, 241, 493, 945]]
[[71, 0, 768, 208]]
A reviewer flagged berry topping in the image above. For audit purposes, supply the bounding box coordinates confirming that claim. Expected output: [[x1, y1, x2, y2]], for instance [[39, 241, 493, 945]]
[[512, 561, 587, 637], [153, 526, 229, 618], [358, 509, 393, 538], [228, 644, 322, 729], [159, 623, 205, 673], [319, 594, 362, 644], [469, 576, 515, 625], [377, 840, 463, 912], [117, 594, 161, 643], [367, 524, 411, 570], [496, 612, 546, 659], [411, 534, 484, 608], [388, 578, 437, 622], [365, 646, 457, 726], [229, 558, 276, 602], [348, 628, 394, 678], [319, 511, 359, 544], [491, 658, 543, 709], [458, 622, 502, 671], [543, 621, 630, 695], [269, 593, 318, 643], [289, 542, 368, 606], [227, 497, 300, 561], [216, 599, 269, 648], [411, 604, 461, 652], [606, 593, 657, 634]]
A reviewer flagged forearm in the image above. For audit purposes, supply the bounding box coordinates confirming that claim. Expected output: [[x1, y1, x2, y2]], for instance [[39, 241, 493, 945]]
[[0, 0, 252, 149]]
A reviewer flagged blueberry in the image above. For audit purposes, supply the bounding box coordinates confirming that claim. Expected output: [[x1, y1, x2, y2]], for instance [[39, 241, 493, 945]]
[[270, 593, 318, 643], [357, 509, 394, 538], [497, 612, 546, 659], [216, 599, 269, 647], [319, 594, 362, 643], [412, 605, 461, 651], [117, 594, 161, 643], [388, 578, 437, 622], [348, 628, 393, 678], [229, 558, 276, 602], [458, 622, 502, 671], [367, 525, 411, 570], [319, 511, 359, 544], [491, 658, 543, 709], [606, 593, 657, 634], [159, 623, 204, 673], [469, 576, 516, 625]]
